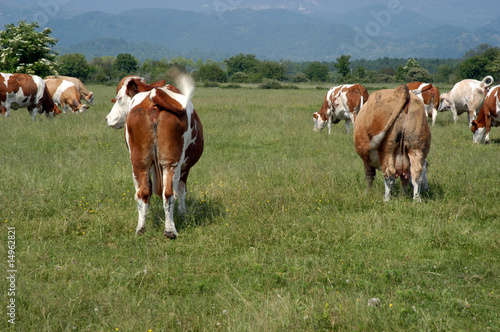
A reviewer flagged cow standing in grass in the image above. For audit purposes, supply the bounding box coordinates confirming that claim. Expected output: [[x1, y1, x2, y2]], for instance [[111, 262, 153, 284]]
[[471, 85, 500, 143], [45, 75, 94, 105], [106, 74, 204, 239], [439, 76, 493, 126], [45, 78, 88, 113], [407, 82, 440, 126], [1, 73, 61, 120], [354, 85, 431, 201], [313, 84, 369, 134]]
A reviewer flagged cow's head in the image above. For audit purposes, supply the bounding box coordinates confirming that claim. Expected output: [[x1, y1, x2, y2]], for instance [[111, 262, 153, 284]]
[[312, 98, 332, 132], [87, 92, 94, 105], [471, 120, 487, 143], [76, 104, 88, 113], [438, 93, 451, 112], [106, 76, 165, 129]]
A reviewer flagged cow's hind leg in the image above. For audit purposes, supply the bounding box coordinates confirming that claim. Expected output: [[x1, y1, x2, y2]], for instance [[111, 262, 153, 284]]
[[363, 162, 376, 192], [133, 168, 152, 235], [408, 150, 425, 202], [162, 167, 178, 239], [176, 171, 189, 215]]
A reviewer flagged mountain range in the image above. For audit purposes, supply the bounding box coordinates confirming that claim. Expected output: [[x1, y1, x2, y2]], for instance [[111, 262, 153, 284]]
[[1, 2, 500, 62]]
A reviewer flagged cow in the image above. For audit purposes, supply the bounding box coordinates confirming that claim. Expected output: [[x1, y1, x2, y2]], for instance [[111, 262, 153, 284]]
[[438, 75, 494, 126], [354, 85, 431, 202], [106, 74, 203, 239], [313, 84, 369, 134], [1, 73, 61, 120], [407, 82, 440, 126], [45, 75, 94, 105], [471, 85, 500, 144], [44, 78, 88, 113]]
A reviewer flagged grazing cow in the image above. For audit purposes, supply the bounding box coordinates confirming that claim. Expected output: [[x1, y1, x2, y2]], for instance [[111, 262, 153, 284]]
[[471, 85, 500, 143], [354, 85, 431, 201], [439, 76, 493, 126], [106, 74, 203, 239], [1, 73, 61, 120], [45, 75, 94, 105], [45, 78, 88, 113], [313, 84, 369, 134], [407, 82, 440, 126]]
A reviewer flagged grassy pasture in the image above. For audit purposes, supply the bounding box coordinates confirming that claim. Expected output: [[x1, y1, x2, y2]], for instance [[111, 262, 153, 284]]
[[1, 83, 499, 331]]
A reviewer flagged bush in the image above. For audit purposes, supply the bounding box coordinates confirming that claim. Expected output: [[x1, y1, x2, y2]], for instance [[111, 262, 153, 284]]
[[258, 79, 282, 89]]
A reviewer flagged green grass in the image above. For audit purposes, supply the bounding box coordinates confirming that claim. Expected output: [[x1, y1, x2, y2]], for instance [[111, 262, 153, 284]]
[[1, 84, 499, 331]]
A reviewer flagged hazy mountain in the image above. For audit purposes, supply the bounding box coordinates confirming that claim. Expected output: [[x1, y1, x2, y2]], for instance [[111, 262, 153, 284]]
[[1, 2, 499, 62]]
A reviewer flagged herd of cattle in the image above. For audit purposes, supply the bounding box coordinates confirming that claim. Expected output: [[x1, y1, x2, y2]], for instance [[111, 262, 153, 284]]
[[1, 71, 498, 237]]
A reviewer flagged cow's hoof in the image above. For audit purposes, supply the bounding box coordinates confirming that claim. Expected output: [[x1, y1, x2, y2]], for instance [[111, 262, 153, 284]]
[[135, 228, 146, 236], [164, 231, 177, 239]]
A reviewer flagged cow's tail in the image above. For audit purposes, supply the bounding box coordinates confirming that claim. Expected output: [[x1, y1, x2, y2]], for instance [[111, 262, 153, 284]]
[[481, 75, 494, 88], [370, 85, 410, 150], [175, 73, 195, 107]]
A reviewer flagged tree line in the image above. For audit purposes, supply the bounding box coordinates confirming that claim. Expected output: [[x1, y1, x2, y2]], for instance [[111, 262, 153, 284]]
[[1, 21, 499, 86]]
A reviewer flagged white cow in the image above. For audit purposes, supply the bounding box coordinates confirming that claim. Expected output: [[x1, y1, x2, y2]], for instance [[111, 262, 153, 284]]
[[439, 76, 493, 126]]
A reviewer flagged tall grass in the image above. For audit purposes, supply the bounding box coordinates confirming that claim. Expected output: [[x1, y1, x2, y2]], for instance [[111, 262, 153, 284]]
[[1, 84, 498, 331]]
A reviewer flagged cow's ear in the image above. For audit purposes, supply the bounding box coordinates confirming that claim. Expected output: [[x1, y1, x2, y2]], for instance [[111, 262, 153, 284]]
[[111, 98, 116, 103], [313, 113, 318, 119], [126, 80, 140, 97], [151, 88, 185, 115], [150, 80, 166, 88]]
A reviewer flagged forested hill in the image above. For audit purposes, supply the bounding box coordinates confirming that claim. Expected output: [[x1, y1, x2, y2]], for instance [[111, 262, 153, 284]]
[[15, 6, 500, 61]]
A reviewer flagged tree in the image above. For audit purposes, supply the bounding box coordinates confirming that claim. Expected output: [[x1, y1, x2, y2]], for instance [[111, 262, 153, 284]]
[[304, 61, 329, 82], [225, 53, 260, 77], [56, 53, 91, 79], [258, 61, 286, 81], [405, 67, 433, 82], [113, 53, 138, 73], [395, 58, 431, 82], [0, 20, 58, 76], [334, 55, 351, 78], [197, 64, 227, 82]]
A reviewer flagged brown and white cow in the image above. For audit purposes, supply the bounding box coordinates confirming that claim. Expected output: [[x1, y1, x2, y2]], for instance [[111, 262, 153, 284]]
[[354, 85, 431, 201], [45, 75, 94, 105], [106, 74, 203, 239], [407, 82, 440, 126], [45, 78, 88, 113], [439, 76, 493, 126], [1, 73, 61, 120], [471, 85, 500, 144], [313, 84, 369, 134]]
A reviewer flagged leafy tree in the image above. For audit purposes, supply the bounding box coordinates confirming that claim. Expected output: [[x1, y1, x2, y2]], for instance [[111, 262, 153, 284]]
[[113, 53, 138, 73], [334, 55, 351, 78], [259, 60, 286, 81], [0, 20, 58, 76], [395, 58, 431, 82], [304, 61, 329, 82], [89, 56, 115, 83], [458, 46, 500, 81], [356, 66, 366, 79], [197, 64, 227, 82], [141, 58, 171, 82], [436, 64, 455, 82], [56, 53, 91, 79], [405, 67, 433, 82], [225, 53, 260, 77]]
